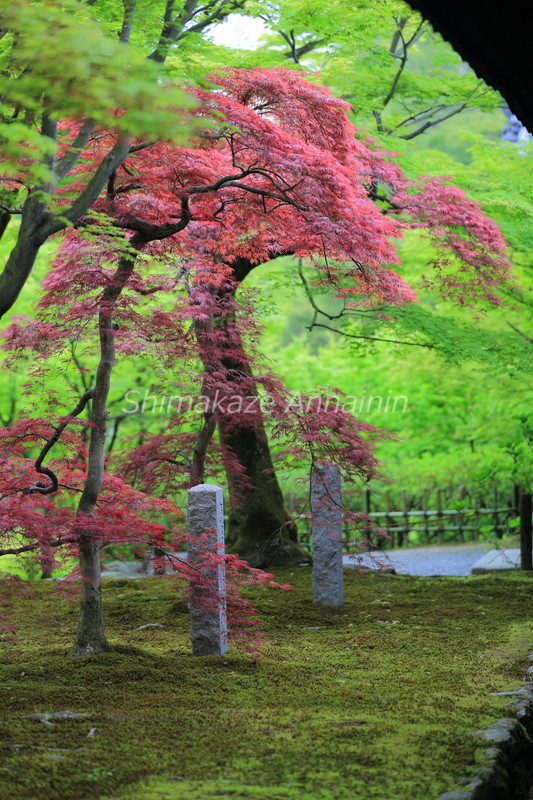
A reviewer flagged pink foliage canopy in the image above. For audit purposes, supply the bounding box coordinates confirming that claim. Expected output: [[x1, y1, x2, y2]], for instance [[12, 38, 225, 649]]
[[0, 68, 515, 649]]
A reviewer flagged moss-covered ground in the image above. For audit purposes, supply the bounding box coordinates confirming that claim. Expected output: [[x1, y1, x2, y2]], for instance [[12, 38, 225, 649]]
[[1, 569, 533, 800]]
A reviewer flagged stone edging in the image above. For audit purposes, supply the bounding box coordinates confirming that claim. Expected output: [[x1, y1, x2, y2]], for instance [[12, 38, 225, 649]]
[[436, 680, 533, 800]]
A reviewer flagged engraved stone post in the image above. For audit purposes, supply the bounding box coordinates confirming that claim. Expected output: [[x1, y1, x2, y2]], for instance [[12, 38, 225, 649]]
[[187, 483, 228, 656], [311, 464, 344, 606]]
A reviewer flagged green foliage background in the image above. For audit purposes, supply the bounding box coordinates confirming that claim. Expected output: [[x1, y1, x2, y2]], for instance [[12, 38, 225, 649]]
[[0, 0, 531, 513]]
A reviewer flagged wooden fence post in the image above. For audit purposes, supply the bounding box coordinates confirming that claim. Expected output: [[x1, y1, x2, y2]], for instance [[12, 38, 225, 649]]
[[364, 488, 371, 516], [493, 484, 502, 539], [437, 488, 444, 543], [400, 490, 408, 548], [457, 486, 466, 542], [423, 489, 429, 544], [385, 490, 393, 548], [364, 488, 372, 547], [473, 491, 480, 540], [519, 492, 532, 571]]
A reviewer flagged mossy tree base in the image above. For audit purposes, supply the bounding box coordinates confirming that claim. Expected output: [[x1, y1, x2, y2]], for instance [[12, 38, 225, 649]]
[[221, 419, 310, 568], [71, 536, 112, 657], [229, 530, 311, 569], [70, 634, 112, 658], [225, 477, 311, 568], [71, 596, 112, 657]]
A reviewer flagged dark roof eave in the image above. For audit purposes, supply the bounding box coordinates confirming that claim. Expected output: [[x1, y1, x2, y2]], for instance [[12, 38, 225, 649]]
[[403, 0, 533, 133]]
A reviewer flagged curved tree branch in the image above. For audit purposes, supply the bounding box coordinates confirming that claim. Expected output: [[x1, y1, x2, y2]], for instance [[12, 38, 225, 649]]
[[306, 321, 435, 348], [30, 389, 94, 495], [0, 536, 77, 557], [298, 264, 434, 349]]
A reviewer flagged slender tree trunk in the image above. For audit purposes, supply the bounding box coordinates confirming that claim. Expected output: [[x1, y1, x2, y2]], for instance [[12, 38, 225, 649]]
[[191, 412, 216, 486], [71, 536, 109, 656], [71, 250, 138, 656]]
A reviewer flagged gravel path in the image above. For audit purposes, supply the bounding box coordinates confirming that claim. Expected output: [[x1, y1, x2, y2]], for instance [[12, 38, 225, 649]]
[[103, 543, 491, 580], [344, 543, 490, 577]]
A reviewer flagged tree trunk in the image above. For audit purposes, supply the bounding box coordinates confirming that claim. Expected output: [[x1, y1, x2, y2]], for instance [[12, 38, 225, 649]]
[[191, 259, 308, 567], [191, 413, 216, 486], [71, 536, 110, 656], [220, 277, 308, 567], [71, 249, 139, 656], [39, 540, 53, 580], [191, 350, 305, 567], [220, 412, 307, 568], [0, 136, 132, 320], [0, 199, 47, 318], [70, 307, 115, 655]]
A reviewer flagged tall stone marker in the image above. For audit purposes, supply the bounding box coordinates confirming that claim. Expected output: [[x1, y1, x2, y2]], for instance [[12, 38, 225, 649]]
[[311, 464, 344, 606], [187, 483, 228, 656]]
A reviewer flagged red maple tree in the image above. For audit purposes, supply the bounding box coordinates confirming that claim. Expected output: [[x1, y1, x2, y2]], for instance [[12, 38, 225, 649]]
[[0, 68, 513, 654]]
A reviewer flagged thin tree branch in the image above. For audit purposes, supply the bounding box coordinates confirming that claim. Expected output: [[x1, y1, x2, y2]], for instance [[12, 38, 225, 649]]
[[306, 321, 435, 348], [106, 414, 127, 453], [382, 18, 424, 112], [506, 320, 533, 343], [174, 0, 246, 44], [129, 140, 157, 153], [397, 83, 488, 139], [394, 103, 448, 130], [389, 16, 408, 55], [149, 0, 246, 60], [398, 102, 469, 139], [298, 264, 434, 349], [283, 36, 328, 63], [0, 536, 78, 557], [55, 119, 96, 181], [69, 344, 92, 394]]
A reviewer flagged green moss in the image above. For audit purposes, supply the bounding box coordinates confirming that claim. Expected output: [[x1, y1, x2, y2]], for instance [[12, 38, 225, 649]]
[[1, 570, 533, 800]]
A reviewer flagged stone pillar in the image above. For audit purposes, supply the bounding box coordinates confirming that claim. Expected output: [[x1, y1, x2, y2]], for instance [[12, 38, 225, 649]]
[[187, 483, 228, 656], [311, 464, 344, 606]]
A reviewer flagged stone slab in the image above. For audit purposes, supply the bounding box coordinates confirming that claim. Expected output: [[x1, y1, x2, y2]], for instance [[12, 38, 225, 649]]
[[187, 483, 228, 656], [470, 548, 521, 574], [311, 464, 344, 606]]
